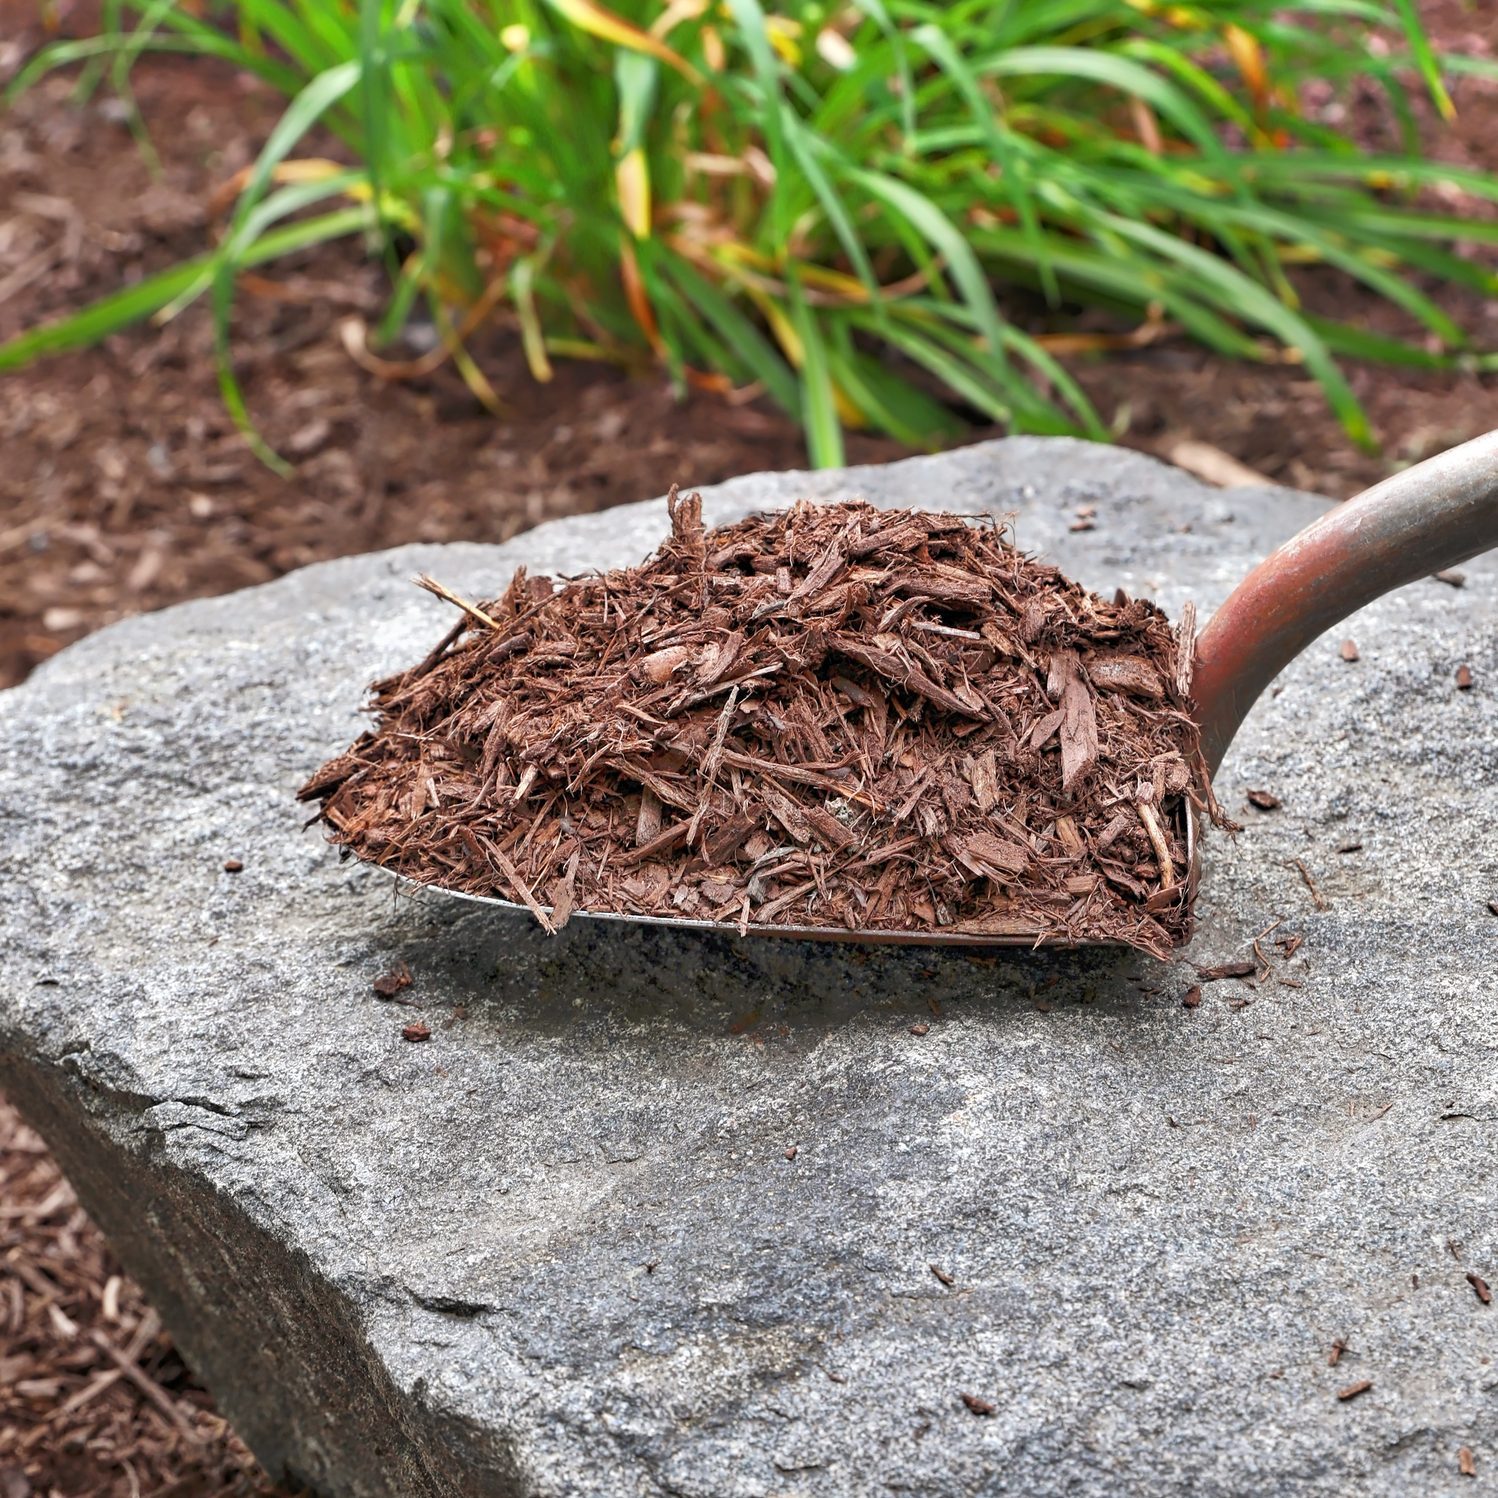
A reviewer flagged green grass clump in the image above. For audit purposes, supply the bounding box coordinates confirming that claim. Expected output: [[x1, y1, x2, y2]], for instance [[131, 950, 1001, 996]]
[[5, 0, 1496, 467]]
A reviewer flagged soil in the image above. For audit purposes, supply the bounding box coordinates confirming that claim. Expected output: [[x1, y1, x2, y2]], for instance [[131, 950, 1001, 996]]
[[1, 1, 1494, 1492], [301, 498, 1208, 957]]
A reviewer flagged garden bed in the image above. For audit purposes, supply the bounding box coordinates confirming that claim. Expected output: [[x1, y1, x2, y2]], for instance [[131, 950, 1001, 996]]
[[4, 2, 1496, 697]]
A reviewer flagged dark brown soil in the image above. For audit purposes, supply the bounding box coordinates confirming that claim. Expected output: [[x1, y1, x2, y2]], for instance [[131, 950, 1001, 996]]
[[301, 497, 1209, 957]]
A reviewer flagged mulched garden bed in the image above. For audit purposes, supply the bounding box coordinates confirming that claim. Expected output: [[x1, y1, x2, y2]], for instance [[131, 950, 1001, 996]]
[[0, 1107, 300, 1498]]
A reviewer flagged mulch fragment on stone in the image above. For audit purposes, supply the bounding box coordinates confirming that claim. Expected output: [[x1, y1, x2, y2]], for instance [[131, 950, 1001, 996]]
[[301, 493, 1219, 957]]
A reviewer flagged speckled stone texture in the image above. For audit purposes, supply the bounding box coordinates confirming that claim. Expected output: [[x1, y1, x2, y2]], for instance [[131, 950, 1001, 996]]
[[2, 439, 1494, 1497]]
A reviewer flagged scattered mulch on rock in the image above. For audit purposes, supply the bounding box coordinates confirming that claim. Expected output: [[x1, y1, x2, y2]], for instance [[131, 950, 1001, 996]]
[[1195, 960, 1256, 982], [0, 1099, 295, 1498], [371, 961, 412, 999], [1336, 1379, 1374, 1402], [302, 495, 1217, 957]]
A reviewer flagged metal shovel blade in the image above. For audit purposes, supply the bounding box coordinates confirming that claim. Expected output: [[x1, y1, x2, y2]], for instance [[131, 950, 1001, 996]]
[[375, 430, 1498, 949]]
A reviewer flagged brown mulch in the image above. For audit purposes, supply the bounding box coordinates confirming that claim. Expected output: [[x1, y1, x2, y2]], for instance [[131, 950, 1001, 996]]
[[0, 1103, 299, 1498], [301, 495, 1211, 957]]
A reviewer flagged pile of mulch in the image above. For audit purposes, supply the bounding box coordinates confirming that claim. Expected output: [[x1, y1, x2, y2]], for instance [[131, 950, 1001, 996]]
[[302, 496, 1216, 958], [0, 1099, 298, 1498]]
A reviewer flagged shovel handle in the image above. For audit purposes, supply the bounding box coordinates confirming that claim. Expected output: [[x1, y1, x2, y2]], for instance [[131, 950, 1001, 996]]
[[1194, 430, 1498, 775]]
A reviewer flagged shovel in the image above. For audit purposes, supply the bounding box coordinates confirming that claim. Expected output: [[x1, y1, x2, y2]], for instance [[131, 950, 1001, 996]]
[[394, 431, 1498, 947]]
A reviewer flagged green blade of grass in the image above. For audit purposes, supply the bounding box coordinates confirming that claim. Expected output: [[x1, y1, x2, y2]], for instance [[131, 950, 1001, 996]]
[[845, 165, 1010, 371], [788, 276, 844, 467], [0, 207, 369, 372], [910, 22, 1055, 305], [1390, 0, 1455, 120], [660, 255, 801, 414], [1098, 212, 1372, 447]]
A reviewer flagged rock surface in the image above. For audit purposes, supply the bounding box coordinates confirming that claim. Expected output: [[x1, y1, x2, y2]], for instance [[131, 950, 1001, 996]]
[[2, 438, 1495, 1497]]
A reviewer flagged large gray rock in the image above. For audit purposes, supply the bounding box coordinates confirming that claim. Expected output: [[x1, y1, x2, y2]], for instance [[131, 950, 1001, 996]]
[[2, 438, 1495, 1497]]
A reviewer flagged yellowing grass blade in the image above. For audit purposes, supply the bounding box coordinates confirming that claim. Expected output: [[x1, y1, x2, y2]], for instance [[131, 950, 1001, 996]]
[[511, 259, 554, 382], [1223, 25, 1269, 115], [544, 0, 702, 83], [616, 147, 651, 238], [755, 288, 861, 428], [209, 156, 355, 215], [620, 241, 664, 354], [766, 15, 802, 66]]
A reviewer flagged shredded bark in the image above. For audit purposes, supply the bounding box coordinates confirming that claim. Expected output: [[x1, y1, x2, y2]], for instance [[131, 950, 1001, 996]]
[[1196, 960, 1256, 982], [0, 1101, 294, 1498], [300, 495, 1218, 957]]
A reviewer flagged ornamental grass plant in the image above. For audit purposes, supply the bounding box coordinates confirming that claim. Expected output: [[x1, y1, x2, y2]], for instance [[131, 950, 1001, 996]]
[[5, 0, 1495, 465]]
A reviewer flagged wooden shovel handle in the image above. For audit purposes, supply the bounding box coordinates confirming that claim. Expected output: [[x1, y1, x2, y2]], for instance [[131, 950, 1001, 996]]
[[1194, 429, 1498, 775]]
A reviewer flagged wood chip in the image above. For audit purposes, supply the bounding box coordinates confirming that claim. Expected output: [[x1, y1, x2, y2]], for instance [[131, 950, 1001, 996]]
[[1456, 664, 1473, 691], [222, 857, 244, 872], [929, 1264, 955, 1287], [1182, 985, 1202, 1009], [1164, 439, 1277, 490], [1196, 960, 1255, 982], [1246, 789, 1281, 810], [401, 1022, 431, 1042], [1340, 639, 1360, 662], [372, 961, 412, 999], [1459, 1447, 1477, 1477], [1290, 857, 1329, 912], [1336, 1379, 1372, 1401], [1434, 570, 1467, 588], [1467, 1272, 1491, 1305], [960, 1392, 996, 1416]]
